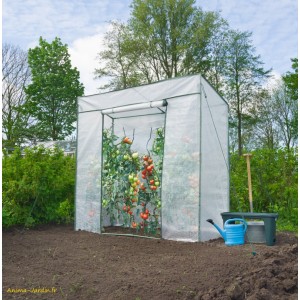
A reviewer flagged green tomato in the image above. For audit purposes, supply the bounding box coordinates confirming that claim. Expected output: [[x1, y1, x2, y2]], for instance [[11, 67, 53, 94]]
[[132, 152, 139, 159], [128, 174, 133, 181], [155, 181, 160, 186], [123, 155, 129, 160], [116, 150, 120, 155]]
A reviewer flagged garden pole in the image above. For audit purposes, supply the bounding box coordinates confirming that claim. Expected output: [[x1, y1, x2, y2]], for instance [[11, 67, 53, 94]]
[[243, 153, 253, 213]]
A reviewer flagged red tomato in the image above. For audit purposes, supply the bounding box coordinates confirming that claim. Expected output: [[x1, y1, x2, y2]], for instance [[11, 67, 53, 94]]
[[141, 213, 148, 220], [146, 165, 152, 171], [149, 179, 155, 185], [123, 137, 132, 144], [148, 158, 153, 164], [123, 205, 128, 211], [143, 156, 149, 161], [128, 210, 133, 215], [142, 174, 146, 179], [132, 222, 137, 228], [145, 209, 149, 214], [141, 170, 147, 175], [150, 185, 157, 191]]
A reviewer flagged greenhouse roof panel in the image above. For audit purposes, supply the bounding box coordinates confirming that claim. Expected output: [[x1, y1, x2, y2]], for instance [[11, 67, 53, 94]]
[[78, 74, 202, 113]]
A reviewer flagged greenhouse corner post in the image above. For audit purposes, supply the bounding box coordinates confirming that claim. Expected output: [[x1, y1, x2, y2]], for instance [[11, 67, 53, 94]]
[[100, 112, 105, 232], [74, 97, 79, 231], [198, 76, 202, 242], [160, 102, 168, 238], [227, 104, 230, 214]]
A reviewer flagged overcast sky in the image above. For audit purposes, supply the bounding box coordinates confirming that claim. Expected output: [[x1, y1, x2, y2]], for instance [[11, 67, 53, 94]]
[[3, 0, 298, 95]]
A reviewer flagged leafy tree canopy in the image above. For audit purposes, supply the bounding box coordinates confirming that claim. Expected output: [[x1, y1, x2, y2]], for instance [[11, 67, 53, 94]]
[[96, 0, 227, 90], [24, 37, 84, 141], [282, 58, 298, 101]]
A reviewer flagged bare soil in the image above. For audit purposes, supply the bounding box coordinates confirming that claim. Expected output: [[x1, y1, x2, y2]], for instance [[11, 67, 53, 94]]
[[2, 224, 298, 300]]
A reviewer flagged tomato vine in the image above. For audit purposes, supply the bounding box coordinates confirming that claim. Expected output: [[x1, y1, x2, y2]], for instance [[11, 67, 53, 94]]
[[101, 127, 164, 235]]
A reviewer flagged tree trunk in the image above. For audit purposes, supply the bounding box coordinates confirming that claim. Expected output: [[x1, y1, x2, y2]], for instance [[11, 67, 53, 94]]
[[237, 109, 242, 156]]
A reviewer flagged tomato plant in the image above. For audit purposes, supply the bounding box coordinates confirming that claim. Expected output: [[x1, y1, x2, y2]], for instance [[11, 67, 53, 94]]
[[101, 127, 165, 235]]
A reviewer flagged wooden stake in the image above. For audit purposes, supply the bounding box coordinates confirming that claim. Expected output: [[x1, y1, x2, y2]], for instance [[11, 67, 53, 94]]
[[243, 153, 253, 213]]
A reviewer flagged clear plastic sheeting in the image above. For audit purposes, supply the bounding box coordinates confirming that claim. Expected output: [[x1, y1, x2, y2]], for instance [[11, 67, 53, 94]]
[[75, 111, 102, 233], [161, 95, 200, 241], [75, 74, 229, 242], [199, 79, 230, 241]]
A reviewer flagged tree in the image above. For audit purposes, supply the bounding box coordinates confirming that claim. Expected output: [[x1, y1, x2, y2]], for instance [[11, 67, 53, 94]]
[[130, 0, 197, 78], [95, 21, 144, 90], [270, 80, 297, 150], [2, 44, 31, 149], [282, 58, 298, 141], [184, 10, 229, 94], [249, 89, 280, 150], [223, 30, 271, 155], [95, 0, 228, 90], [283, 58, 298, 101], [24, 37, 84, 141]]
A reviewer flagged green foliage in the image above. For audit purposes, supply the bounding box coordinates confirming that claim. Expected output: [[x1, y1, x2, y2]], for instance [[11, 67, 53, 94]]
[[223, 30, 271, 155], [56, 199, 74, 224], [282, 58, 298, 141], [95, 21, 143, 90], [101, 128, 164, 234], [24, 37, 84, 141], [282, 58, 298, 101], [230, 148, 298, 231], [96, 0, 228, 90], [2, 146, 75, 227]]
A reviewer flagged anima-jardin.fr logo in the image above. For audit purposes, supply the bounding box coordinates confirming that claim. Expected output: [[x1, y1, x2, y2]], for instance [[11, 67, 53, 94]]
[[6, 287, 57, 294]]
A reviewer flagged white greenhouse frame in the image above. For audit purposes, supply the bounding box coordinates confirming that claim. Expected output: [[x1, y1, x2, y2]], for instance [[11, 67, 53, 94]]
[[75, 74, 229, 242]]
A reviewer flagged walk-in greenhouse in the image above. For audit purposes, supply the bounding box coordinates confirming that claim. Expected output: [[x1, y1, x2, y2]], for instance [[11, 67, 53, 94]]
[[75, 75, 229, 242]]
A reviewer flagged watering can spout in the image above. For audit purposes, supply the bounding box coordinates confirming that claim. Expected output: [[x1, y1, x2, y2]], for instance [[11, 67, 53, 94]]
[[206, 219, 227, 240]]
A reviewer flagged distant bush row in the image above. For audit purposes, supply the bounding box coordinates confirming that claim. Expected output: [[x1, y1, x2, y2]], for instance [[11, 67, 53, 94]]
[[2, 147, 75, 227], [2, 146, 297, 232], [230, 148, 298, 232]]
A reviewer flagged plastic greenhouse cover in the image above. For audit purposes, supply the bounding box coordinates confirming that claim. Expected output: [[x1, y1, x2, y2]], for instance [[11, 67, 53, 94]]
[[75, 74, 229, 242], [78, 75, 203, 113]]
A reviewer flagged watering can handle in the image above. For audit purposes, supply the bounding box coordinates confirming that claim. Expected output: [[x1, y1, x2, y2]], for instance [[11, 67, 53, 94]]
[[225, 218, 247, 233]]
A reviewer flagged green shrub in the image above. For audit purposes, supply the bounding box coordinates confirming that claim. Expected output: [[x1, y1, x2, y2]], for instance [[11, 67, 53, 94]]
[[56, 198, 74, 224], [2, 146, 75, 227], [230, 148, 298, 232]]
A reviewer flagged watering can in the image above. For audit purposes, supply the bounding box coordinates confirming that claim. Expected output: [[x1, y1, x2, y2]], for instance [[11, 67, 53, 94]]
[[206, 218, 247, 246]]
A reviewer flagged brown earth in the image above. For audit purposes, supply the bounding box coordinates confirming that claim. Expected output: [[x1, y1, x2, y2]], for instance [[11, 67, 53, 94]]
[[2, 225, 298, 300]]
